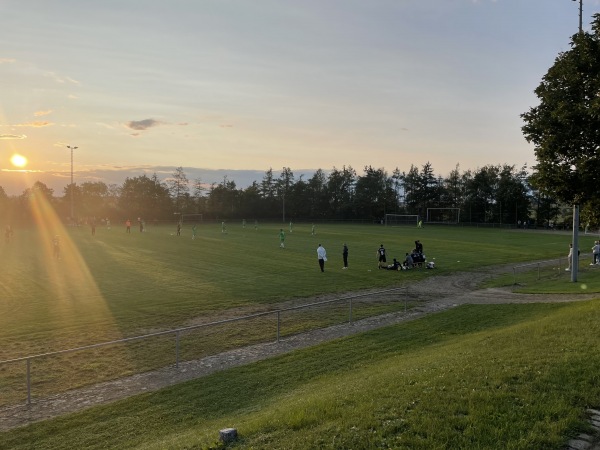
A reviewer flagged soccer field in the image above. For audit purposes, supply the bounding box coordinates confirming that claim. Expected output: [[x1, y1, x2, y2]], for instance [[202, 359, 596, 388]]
[[0, 221, 596, 405], [1, 221, 586, 359]]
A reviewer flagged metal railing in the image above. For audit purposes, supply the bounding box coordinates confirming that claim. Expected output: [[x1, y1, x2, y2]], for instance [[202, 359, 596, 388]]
[[0, 287, 409, 405], [512, 254, 593, 286]]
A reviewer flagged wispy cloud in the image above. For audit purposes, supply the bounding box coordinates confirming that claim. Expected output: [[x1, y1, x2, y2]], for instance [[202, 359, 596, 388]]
[[34, 110, 53, 117], [0, 134, 27, 139], [125, 118, 163, 131], [13, 121, 53, 127], [0, 58, 15, 64]]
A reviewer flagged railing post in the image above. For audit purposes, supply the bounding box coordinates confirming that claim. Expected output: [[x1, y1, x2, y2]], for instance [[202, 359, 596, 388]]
[[277, 311, 280, 343], [349, 298, 353, 325], [175, 331, 180, 369], [26, 358, 31, 405]]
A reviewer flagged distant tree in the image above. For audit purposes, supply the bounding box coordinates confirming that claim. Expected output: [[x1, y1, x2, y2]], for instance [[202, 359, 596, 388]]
[[78, 181, 109, 219], [276, 167, 294, 221], [326, 165, 356, 219], [441, 164, 464, 207], [496, 164, 530, 225], [206, 177, 239, 219], [464, 166, 499, 223], [239, 181, 262, 219], [522, 15, 600, 208], [119, 174, 171, 220], [354, 166, 390, 220], [167, 167, 189, 211], [306, 169, 328, 219], [0, 185, 14, 224], [402, 165, 420, 214], [19, 182, 55, 224]]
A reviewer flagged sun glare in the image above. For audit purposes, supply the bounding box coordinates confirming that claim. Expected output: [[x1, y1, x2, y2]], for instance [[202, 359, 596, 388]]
[[10, 153, 28, 168]]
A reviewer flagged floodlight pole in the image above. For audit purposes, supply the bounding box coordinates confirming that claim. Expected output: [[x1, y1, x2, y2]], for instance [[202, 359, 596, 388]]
[[569, 0, 582, 282], [66, 145, 78, 220], [572, 205, 579, 282], [572, 0, 583, 33]]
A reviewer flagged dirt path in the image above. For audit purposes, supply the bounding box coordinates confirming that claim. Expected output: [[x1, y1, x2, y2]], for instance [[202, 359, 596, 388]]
[[1, 265, 598, 432]]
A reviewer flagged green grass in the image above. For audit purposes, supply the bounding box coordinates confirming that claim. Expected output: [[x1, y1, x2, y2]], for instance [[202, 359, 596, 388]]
[[3, 300, 600, 449], [1, 222, 598, 405]]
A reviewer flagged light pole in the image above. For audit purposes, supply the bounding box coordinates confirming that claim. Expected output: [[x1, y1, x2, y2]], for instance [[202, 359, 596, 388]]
[[66, 145, 77, 220], [572, 0, 583, 33], [570, 0, 583, 281]]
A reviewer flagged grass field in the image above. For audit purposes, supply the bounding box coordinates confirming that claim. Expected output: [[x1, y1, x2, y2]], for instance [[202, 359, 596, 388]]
[[1, 219, 599, 406], [3, 301, 600, 449]]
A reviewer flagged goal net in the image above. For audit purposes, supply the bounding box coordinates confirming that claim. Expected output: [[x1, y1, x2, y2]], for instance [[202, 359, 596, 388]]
[[180, 214, 203, 226], [426, 208, 460, 224], [385, 214, 419, 226]]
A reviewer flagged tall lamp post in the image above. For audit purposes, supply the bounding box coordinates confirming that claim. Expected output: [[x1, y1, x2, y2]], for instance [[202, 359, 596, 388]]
[[572, 0, 583, 33], [570, 0, 582, 281], [66, 145, 78, 220]]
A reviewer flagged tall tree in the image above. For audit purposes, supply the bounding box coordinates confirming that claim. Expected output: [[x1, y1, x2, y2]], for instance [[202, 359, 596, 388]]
[[354, 166, 390, 220], [78, 181, 109, 219], [522, 15, 600, 207], [326, 165, 356, 219], [306, 169, 328, 219], [167, 167, 189, 211], [119, 174, 171, 220]]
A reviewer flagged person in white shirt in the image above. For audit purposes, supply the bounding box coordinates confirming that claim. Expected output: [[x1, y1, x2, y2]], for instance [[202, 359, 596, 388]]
[[317, 244, 327, 272], [592, 241, 600, 265]]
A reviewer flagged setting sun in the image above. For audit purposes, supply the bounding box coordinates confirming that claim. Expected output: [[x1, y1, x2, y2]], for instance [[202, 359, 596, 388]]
[[10, 154, 28, 168]]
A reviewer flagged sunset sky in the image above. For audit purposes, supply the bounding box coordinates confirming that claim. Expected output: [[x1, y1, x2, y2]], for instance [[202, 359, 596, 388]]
[[1, 0, 598, 195]]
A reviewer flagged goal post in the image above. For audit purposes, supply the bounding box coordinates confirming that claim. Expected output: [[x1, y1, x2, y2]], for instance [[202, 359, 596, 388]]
[[385, 214, 419, 227], [180, 214, 203, 226], [426, 208, 460, 224]]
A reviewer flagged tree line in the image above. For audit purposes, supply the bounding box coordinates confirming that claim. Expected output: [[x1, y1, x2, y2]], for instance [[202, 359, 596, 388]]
[[0, 162, 589, 228]]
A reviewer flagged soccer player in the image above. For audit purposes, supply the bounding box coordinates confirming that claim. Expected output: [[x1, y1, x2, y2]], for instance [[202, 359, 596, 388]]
[[192, 224, 197, 240], [311, 223, 316, 236], [221, 221, 226, 233], [342, 243, 349, 269], [377, 244, 387, 268], [289, 221, 293, 233], [279, 228, 285, 248], [125, 219, 131, 233], [53, 235, 60, 259]]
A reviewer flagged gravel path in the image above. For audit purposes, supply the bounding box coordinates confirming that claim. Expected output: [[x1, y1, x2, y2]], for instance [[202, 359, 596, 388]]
[[1, 264, 598, 435]]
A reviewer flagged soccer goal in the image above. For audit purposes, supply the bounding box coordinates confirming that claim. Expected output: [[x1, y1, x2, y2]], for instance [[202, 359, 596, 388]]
[[426, 208, 460, 224], [385, 214, 419, 227], [180, 214, 203, 225]]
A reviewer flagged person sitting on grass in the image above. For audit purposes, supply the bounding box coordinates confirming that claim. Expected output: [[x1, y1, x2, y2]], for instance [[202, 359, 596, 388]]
[[403, 252, 414, 269], [385, 258, 402, 271]]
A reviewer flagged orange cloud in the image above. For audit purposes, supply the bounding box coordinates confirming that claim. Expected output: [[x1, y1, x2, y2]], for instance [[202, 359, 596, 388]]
[[14, 121, 53, 127], [34, 110, 53, 117]]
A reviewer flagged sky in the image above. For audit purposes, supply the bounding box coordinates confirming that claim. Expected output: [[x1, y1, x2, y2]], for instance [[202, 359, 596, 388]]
[[1, 0, 599, 196]]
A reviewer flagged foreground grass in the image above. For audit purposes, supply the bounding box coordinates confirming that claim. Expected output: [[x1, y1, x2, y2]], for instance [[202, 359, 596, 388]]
[[3, 300, 600, 449]]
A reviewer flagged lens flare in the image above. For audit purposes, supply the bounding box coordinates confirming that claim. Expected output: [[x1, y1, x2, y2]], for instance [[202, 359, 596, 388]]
[[10, 154, 28, 168]]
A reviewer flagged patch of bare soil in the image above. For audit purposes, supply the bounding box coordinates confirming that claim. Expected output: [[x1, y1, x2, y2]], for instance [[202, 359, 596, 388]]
[[1, 264, 598, 432]]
